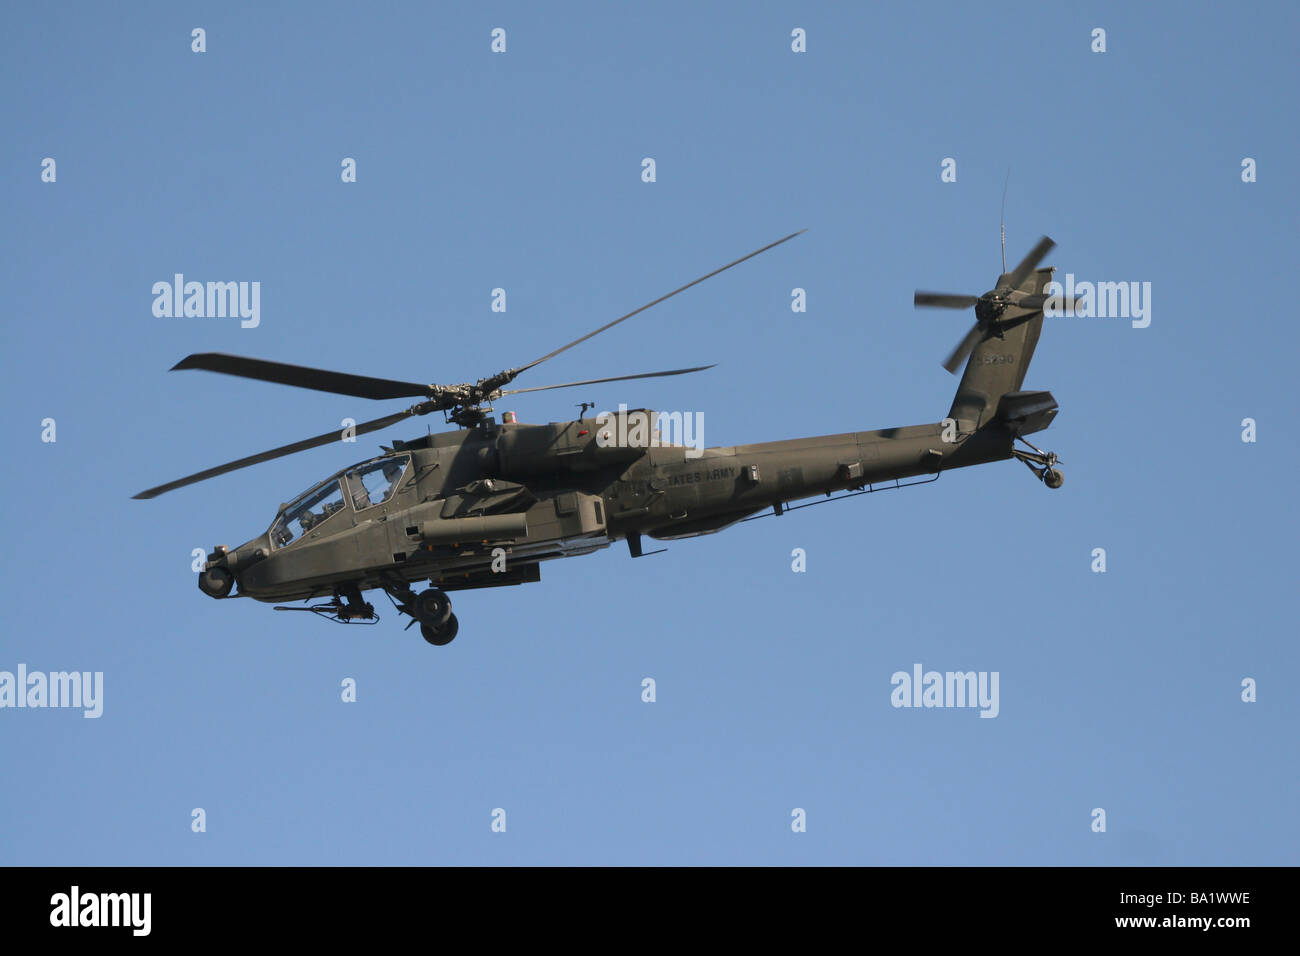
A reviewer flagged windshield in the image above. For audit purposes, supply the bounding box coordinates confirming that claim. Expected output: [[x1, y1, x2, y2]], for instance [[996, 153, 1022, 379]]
[[270, 479, 345, 548], [267, 454, 411, 549], [345, 454, 411, 511]]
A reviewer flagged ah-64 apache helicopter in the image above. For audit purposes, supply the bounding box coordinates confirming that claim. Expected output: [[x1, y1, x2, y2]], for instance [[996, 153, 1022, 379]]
[[136, 230, 1072, 646]]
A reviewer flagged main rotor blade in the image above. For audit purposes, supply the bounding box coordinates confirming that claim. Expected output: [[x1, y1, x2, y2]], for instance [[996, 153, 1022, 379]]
[[498, 364, 716, 397], [171, 353, 434, 401], [942, 323, 984, 374], [914, 292, 979, 309], [1005, 236, 1055, 289], [132, 406, 425, 499], [516, 230, 806, 374]]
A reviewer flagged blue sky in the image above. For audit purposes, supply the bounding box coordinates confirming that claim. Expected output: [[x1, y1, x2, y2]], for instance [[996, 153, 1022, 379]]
[[1, 1, 1296, 865]]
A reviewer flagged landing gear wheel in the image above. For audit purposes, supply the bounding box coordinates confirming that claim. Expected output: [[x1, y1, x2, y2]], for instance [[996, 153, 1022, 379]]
[[421, 614, 459, 646], [414, 588, 452, 627], [1012, 437, 1065, 489]]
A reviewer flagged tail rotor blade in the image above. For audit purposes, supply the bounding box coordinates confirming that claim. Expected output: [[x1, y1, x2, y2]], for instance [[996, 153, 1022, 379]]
[[914, 292, 979, 310], [942, 323, 984, 374], [1009, 292, 1084, 312], [1006, 236, 1055, 289]]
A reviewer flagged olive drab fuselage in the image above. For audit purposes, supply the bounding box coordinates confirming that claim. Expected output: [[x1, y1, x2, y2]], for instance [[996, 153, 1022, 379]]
[[212, 406, 1023, 605]]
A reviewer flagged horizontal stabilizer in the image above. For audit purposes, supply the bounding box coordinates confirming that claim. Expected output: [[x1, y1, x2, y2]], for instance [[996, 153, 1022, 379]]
[[994, 390, 1058, 436]]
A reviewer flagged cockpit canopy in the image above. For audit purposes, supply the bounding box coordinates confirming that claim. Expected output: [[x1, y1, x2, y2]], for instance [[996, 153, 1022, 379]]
[[269, 453, 411, 548]]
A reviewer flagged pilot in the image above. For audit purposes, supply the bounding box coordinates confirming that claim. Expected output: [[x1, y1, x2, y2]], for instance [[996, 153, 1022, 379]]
[[351, 479, 372, 511], [381, 461, 404, 497]]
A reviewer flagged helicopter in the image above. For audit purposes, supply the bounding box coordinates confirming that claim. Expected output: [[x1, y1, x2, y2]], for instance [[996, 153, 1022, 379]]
[[135, 230, 1073, 646]]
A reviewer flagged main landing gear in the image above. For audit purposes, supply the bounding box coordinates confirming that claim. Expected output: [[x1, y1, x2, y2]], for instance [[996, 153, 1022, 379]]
[[386, 584, 459, 646], [1012, 436, 1064, 489]]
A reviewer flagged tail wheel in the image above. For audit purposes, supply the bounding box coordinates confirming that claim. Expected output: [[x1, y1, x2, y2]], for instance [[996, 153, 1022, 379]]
[[421, 614, 459, 646], [1012, 437, 1064, 489]]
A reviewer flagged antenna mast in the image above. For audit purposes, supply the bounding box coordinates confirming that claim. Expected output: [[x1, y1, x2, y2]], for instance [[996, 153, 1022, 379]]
[[1000, 168, 1010, 273]]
